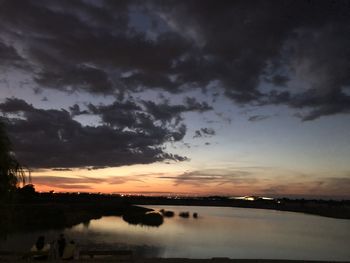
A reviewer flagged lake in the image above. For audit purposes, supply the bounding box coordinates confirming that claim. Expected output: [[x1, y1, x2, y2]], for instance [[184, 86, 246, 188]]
[[1, 206, 349, 261]]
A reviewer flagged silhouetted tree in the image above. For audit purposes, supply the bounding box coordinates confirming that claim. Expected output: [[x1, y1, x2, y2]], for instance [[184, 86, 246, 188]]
[[17, 184, 37, 202], [0, 121, 29, 201]]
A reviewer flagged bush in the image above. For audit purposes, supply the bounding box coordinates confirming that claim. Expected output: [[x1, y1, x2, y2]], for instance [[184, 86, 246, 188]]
[[123, 208, 163, 226], [179, 211, 190, 218], [160, 209, 175, 217]]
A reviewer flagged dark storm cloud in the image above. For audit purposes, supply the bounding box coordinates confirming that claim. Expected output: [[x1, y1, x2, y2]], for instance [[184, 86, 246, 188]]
[[1, 0, 350, 120], [142, 97, 212, 123], [0, 98, 188, 168], [35, 65, 114, 93], [82, 99, 192, 147], [266, 88, 350, 121], [76, 97, 211, 133], [86, 100, 141, 127], [0, 0, 191, 94], [0, 97, 34, 112], [263, 22, 350, 121], [267, 75, 290, 87], [69, 104, 89, 116], [0, 41, 29, 70], [193, 128, 215, 138], [248, 115, 270, 122], [184, 97, 212, 112], [0, 41, 22, 63]]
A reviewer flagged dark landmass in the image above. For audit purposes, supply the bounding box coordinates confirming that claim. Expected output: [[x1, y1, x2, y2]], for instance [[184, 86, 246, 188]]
[[0, 192, 158, 237], [1, 191, 349, 238], [127, 195, 350, 219]]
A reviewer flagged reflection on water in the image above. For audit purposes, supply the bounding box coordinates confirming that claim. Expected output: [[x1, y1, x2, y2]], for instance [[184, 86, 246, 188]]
[[1, 206, 349, 261]]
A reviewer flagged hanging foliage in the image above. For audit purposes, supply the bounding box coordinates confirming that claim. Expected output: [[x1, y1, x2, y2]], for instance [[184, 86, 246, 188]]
[[0, 121, 29, 200]]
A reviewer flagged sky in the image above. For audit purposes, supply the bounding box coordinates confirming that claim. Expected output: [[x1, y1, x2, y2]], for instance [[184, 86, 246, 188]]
[[0, 0, 350, 199]]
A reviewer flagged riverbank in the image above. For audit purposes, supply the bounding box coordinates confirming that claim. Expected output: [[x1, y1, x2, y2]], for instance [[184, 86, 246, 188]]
[[126, 196, 350, 219]]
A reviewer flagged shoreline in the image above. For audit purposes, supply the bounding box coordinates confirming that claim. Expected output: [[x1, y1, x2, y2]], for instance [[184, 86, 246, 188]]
[[144, 203, 350, 220], [1, 196, 349, 238], [129, 198, 350, 220]]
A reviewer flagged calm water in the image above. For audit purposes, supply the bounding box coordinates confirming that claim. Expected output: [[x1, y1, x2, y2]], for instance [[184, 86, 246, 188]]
[[1, 206, 350, 261]]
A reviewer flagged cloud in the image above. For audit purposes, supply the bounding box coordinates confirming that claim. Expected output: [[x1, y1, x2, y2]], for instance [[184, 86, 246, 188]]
[[193, 128, 215, 138], [266, 88, 350, 121], [0, 41, 25, 68], [69, 104, 89, 116], [1, 1, 350, 120], [35, 65, 114, 93], [142, 97, 212, 124], [108, 176, 145, 185], [259, 176, 350, 198], [159, 168, 255, 186], [0, 98, 188, 168], [33, 173, 146, 189], [0, 0, 190, 94], [52, 168, 72, 171], [265, 74, 290, 87], [318, 177, 350, 195], [158, 167, 350, 198], [32, 175, 104, 189], [248, 115, 270, 122], [0, 97, 34, 112], [85, 99, 191, 143], [86, 99, 142, 127], [262, 22, 350, 121]]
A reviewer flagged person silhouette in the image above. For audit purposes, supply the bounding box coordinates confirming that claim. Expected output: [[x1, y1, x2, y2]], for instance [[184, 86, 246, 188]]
[[30, 236, 50, 260], [57, 233, 66, 258], [62, 240, 77, 260]]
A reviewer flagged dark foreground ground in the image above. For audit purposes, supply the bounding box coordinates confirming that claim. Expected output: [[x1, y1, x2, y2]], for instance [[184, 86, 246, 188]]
[[85, 260, 349, 263], [134, 259, 350, 263], [0, 257, 349, 263]]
